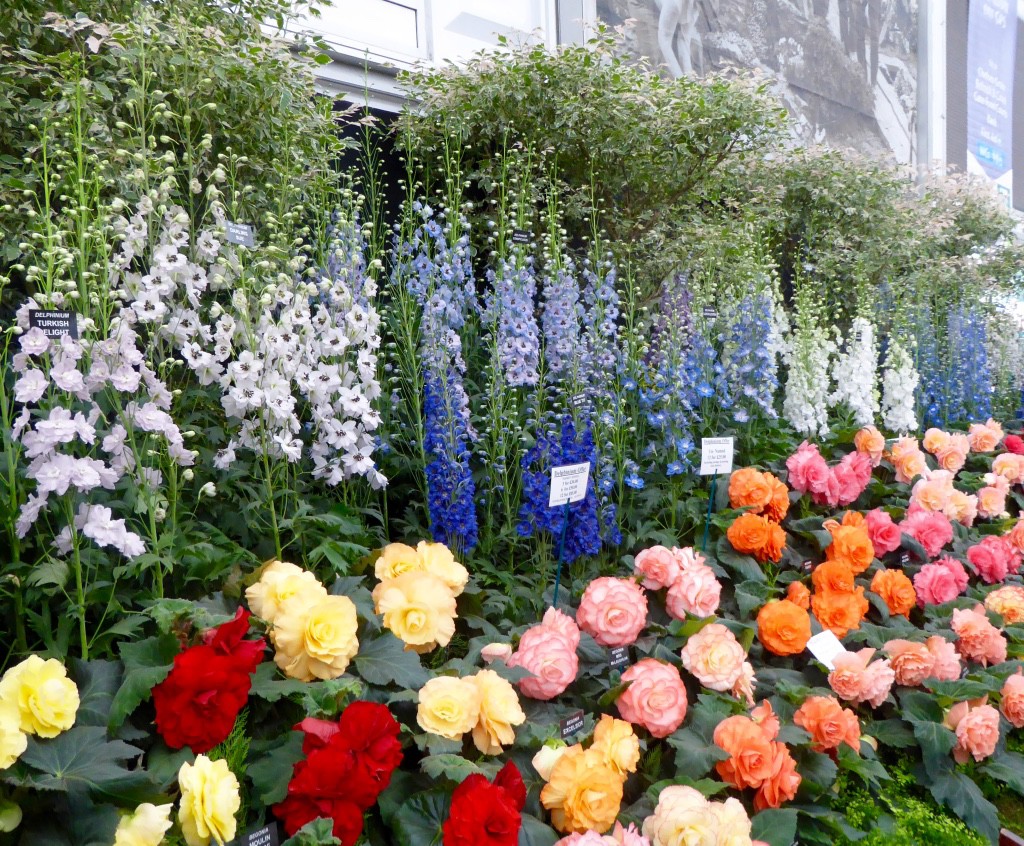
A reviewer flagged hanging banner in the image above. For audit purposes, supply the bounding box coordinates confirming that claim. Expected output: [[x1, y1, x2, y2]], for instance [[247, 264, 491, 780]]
[[966, 0, 1017, 207]]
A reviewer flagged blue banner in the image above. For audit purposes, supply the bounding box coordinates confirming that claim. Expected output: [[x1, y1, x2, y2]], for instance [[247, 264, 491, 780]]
[[966, 0, 1017, 203]]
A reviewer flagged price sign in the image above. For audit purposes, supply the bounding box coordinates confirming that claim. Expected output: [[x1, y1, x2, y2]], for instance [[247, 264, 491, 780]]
[[29, 310, 79, 339], [229, 823, 279, 846], [225, 221, 255, 247], [511, 228, 531, 245], [559, 709, 585, 739], [699, 437, 734, 476], [806, 630, 847, 671], [549, 462, 590, 507], [609, 646, 630, 670]]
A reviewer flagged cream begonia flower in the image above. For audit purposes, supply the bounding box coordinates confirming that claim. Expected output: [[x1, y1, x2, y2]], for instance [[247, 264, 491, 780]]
[[374, 543, 424, 581], [416, 676, 481, 740], [416, 541, 469, 597], [0, 655, 79, 739], [113, 802, 174, 846], [178, 755, 239, 846], [244, 560, 326, 626], [272, 594, 359, 681], [0, 700, 27, 770], [470, 669, 525, 755], [372, 571, 457, 653]]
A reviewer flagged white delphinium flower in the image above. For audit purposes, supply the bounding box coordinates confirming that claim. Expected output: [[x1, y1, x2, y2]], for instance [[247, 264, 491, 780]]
[[828, 316, 879, 426], [782, 290, 835, 437], [880, 339, 919, 433]]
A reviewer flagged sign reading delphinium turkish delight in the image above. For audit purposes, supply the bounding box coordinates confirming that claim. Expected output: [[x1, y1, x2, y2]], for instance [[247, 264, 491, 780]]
[[549, 462, 590, 507], [224, 221, 255, 247], [699, 437, 734, 476], [28, 310, 79, 339]]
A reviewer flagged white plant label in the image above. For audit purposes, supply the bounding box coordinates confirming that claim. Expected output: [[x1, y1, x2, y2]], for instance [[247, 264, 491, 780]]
[[549, 462, 591, 507], [806, 630, 847, 670], [225, 221, 255, 247], [699, 437, 734, 476]]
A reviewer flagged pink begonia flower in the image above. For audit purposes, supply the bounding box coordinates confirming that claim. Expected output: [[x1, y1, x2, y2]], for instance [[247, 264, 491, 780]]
[[633, 545, 680, 591], [541, 607, 581, 650], [680, 623, 746, 692], [828, 648, 894, 708], [951, 703, 1001, 763], [786, 441, 830, 496], [1000, 670, 1024, 728], [899, 504, 953, 559], [883, 640, 935, 687], [616, 659, 688, 738], [967, 535, 1015, 584], [576, 577, 648, 648], [865, 508, 901, 556], [508, 625, 578, 701], [665, 563, 721, 619], [925, 636, 962, 681], [951, 606, 1007, 666], [834, 451, 872, 506]]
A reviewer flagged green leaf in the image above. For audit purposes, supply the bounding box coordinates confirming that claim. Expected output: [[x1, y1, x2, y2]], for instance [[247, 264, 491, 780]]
[[862, 718, 916, 748], [249, 661, 314, 703], [8, 726, 161, 804], [518, 813, 559, 846], [929, 770, 1000, 845], [796, 749, 838, 790], [108, 633, 179, 730], [911, 720, 956, 779], [70, 659, 122, 728], [392, 789, 450, 846], [647, 776, 727, 800], [419, 754, 483, 783], [897, 690, 944, 724], [750, 808, 799, 846], [835, 744, 889, 788], [980, 751, 1024, 796], [665, 726, 728, 778], [248, 731, 304, 805], [281, 818, 341, 846], [924, 678, 994, 700], [735, 580, 774, 619], [354, 634, 430, 688]]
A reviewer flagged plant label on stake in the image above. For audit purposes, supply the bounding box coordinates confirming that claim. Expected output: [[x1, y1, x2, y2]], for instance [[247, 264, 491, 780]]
[[609, 646, 629, 670], [702, 305, 718, 320], [549, 462, 591, 607], [699, 437, 734, 476], [224, 221, 255, 247], [806, 630, 847, 671], [28, 309, 79, 339], [511, 228, 531, 245], [229, 823, 279, 846], [559, 709, 585, 740], [549, 463, 590, 507], [699, 437, 733, 551]]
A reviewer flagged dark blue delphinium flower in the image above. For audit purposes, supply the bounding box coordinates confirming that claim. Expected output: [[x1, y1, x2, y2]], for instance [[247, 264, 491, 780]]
[[948, 305, 992, 423], [424, 369, 478, 551], [914, 306, 943, 427], [517, 416, 601, 563]]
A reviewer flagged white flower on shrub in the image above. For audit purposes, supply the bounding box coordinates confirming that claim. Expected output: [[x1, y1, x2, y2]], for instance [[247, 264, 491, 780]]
[[829, 316, 879, 426], [880, 339, 919, 433]]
